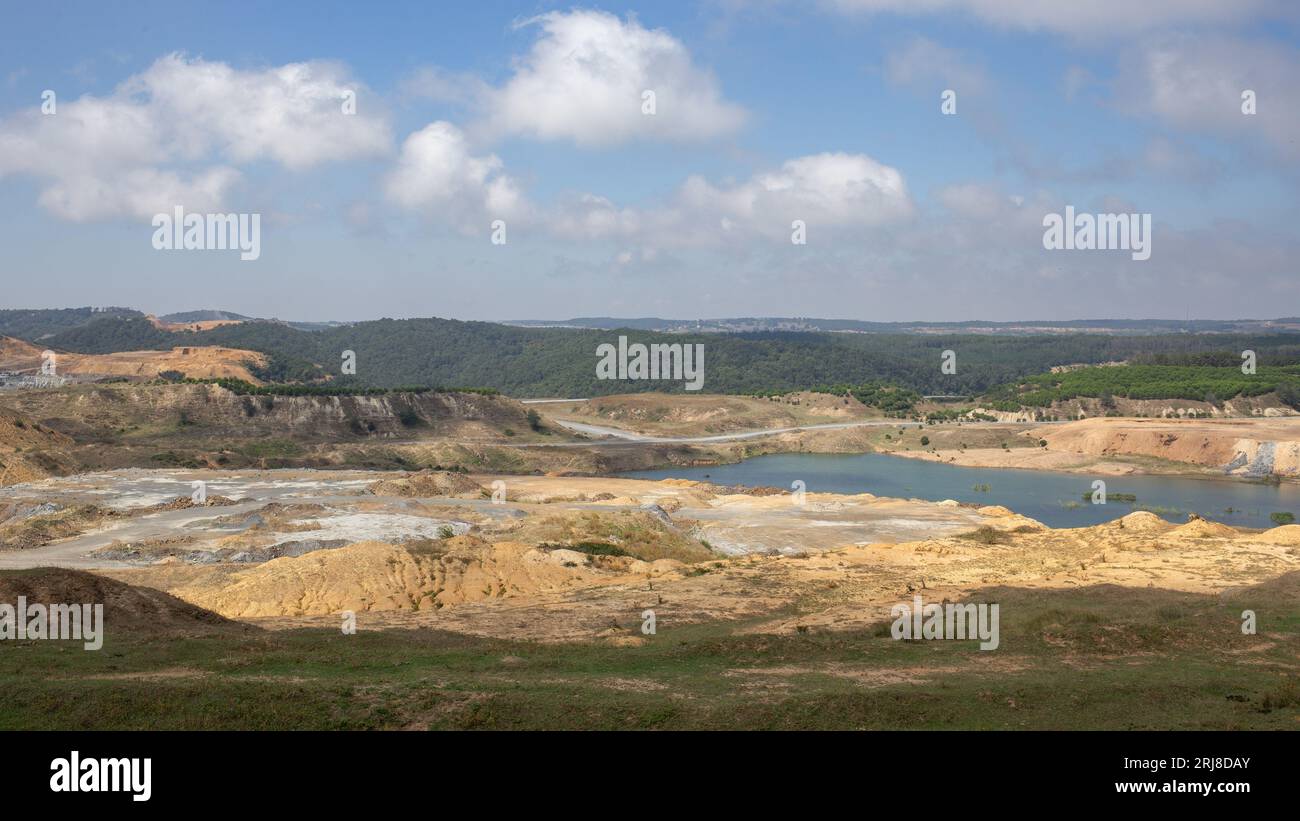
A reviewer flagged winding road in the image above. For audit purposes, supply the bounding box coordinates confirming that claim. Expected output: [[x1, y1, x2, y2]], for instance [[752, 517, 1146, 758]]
[[526, 417, 1056, 447]]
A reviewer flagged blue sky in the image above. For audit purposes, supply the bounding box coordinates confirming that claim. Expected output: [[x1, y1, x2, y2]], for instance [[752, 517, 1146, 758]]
[[1, 1, 1298, 321]]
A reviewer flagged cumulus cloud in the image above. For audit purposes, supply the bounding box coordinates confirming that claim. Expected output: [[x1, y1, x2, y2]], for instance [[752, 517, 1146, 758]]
[[823, 0, 1294, 36], [476, 9, 747, 146], [551, 151, 914, 247], [0, 53, 391, 221], [384, 121, 528, 231], [689, 152, 914, 235]]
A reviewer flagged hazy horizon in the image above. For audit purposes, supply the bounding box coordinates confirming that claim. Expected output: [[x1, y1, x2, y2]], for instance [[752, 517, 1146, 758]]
[[6, 306, 1300, 328]]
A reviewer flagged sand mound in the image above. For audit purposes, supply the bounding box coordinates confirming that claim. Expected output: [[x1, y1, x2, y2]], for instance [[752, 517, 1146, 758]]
[[977, 505, 1016, 517], [0, 411, 76, 485], [0, 504, 115, 551], [0, 568, 249, 636], [0, 339, 266, 382], [1243, 524, 1300, 546], [1113, 511, 1174, 534], [1003, 514, 1047, 531], [368, 470, 486, 498], [1170, 518, 1238, 539], [170, 537, 662, 618]]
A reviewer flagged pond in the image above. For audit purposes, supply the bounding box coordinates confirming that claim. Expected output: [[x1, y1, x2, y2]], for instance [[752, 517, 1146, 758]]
[[623, 452, 1300, 529]]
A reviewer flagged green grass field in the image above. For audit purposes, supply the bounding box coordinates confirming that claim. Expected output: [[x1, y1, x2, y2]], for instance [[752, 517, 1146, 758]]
[[2, 581, 1296, 730]]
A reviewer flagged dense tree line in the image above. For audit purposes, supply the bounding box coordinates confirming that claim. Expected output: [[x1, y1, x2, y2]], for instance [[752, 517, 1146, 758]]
[[984, 365, 1300, 408], [175, 378, 499, 397], [33, 316, 1300, 400], [808, 382, 923, 414], [0, 308, 141, 341]]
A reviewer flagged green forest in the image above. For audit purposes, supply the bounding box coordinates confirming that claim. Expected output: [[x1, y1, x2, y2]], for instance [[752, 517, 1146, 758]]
[[19, 314, 1300, 402], [984, 365, 1300, 408]]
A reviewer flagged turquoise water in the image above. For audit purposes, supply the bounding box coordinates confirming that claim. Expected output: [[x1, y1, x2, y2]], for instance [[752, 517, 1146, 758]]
[[623, 452, 1300, 529]]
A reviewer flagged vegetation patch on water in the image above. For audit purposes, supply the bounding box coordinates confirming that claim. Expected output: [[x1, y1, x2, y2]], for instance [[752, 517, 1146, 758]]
[[1083, 492, 1137, 503]]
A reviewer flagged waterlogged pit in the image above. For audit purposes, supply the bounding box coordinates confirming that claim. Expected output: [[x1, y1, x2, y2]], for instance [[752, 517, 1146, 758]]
[[623, 452, 1300, 530]]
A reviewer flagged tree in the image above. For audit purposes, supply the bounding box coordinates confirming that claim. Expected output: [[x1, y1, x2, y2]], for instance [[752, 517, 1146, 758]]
[[1278, 382, 1300, 411]]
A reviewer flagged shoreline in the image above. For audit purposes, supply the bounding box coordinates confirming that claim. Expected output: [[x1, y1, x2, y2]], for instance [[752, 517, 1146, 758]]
[[872, 446, 1294, 486], [585, 413, 1300, 488]]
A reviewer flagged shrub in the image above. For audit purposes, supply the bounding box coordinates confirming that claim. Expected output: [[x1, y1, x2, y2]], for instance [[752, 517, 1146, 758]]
[[957, 526, 1009, 545]]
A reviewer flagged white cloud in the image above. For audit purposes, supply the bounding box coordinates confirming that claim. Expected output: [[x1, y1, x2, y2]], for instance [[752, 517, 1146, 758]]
[[824, 0, 1294, 36], [1119, 33, 1300, 160], [129, 55, 390, 169], [477, 9, 747, 146], [0, 53, 391, 221], [694, 152, 914, 234], [885, 37, 989, 96], [384, 121, 528, 231], [552, 151, 914, 247], [37, 166, 242, 224]]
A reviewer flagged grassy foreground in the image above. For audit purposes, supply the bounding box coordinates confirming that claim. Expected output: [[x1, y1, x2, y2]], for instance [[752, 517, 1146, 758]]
[[2, 582, 1297, 730]]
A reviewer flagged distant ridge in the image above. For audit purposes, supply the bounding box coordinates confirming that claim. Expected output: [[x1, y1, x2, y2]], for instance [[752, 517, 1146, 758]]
[[159, 310, 254, 323], [0, 307, 141, 340], [2, 308, 1300, 399], [505, 316, 1300, 335]]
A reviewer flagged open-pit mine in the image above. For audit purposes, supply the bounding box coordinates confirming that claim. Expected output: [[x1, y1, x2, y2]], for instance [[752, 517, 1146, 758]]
[[1, 380, 1298, 729]]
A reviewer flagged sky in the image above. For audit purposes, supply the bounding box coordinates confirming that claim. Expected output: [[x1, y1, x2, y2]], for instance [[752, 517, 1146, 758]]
[[1, 0, 1298, 322]]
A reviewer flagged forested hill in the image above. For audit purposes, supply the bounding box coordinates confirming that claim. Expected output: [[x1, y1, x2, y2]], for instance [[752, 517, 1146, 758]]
[[0, 307, 142, 340], [29, 315, 1300, 398]]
